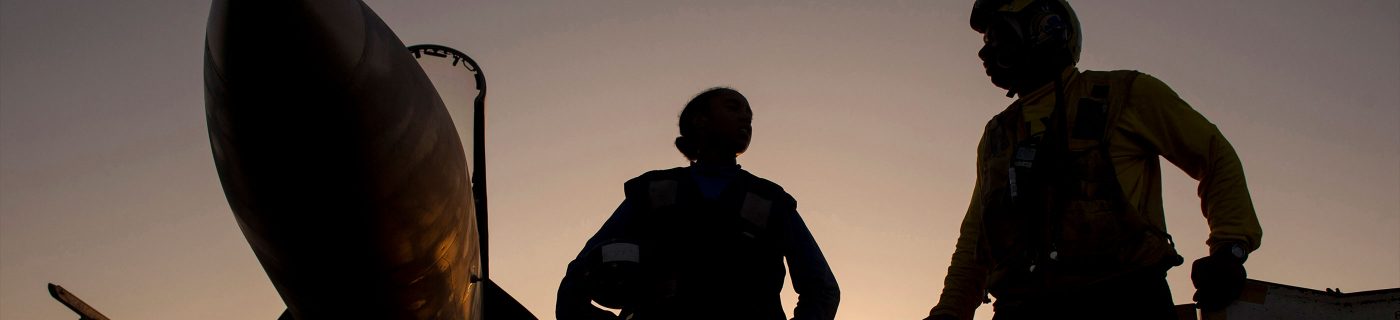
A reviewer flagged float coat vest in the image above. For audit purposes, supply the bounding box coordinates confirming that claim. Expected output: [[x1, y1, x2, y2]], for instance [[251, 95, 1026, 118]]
[[977, 70, 1182, 302], [619, 167, 794, 320]]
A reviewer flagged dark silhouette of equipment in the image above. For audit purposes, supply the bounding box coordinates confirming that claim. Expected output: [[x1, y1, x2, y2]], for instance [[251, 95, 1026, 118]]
[[408, 43, 491, 281], [47, 1, 534, 319], [47, 284, 109, 320]]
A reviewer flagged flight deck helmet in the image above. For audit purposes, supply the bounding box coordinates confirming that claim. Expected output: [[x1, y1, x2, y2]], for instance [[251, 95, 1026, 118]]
[[971, 0, 1081, 72]]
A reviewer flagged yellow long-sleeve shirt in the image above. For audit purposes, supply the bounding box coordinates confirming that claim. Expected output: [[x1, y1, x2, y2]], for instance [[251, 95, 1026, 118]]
[[929, 69, 1263, 319]]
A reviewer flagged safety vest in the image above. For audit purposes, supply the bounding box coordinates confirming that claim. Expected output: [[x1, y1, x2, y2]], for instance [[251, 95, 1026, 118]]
[[617, 167, 791, 320], [978, 70, 1182, 300]]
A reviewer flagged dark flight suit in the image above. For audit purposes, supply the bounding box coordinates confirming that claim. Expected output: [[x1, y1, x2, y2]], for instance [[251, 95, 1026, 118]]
[[560, 164, 840, 320]]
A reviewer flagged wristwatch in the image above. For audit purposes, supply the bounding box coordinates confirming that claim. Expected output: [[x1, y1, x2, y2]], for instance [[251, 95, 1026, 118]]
[[1214, 242, 1249, 263]]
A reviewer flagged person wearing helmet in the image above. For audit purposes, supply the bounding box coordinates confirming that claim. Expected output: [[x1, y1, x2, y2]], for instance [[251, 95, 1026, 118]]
[[924, 1, 1263, 319], [557, 87, 840, 320]]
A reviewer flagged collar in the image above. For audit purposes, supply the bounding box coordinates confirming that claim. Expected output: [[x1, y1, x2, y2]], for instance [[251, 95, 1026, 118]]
[[1016, 67, 1081, 102], [1013, 67, 1079, 136]]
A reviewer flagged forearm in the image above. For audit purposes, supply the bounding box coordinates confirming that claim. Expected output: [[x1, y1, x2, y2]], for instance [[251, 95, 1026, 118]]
[[557, 259, 601, 319], [556, 202, 635, 319], [1196, 137, 1261, 252], [929, 135, 996, 320], [1126, 73, 1262, 251], [791, 274, 840, 320], [928, 221, 988, 320], [784, 212, 840, 320]]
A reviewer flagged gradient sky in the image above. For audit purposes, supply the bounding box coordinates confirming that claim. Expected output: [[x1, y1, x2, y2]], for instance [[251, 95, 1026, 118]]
[[2, 1, 1397, 319]]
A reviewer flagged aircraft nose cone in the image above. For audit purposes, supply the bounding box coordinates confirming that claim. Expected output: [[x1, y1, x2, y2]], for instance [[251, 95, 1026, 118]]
[[204, 0, 367, 84], [204, 1, 486, 319]]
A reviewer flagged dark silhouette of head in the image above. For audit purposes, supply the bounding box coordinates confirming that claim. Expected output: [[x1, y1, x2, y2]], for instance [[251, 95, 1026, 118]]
[[675, 87, 753, 163], [970, 0, 1080, 96]]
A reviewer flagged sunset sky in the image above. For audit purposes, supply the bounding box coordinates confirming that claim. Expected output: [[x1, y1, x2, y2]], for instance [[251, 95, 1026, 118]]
[[2, 1, 1397, 319]]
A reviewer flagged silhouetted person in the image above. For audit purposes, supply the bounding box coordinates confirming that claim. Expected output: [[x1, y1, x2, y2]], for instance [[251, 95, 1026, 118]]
[[924, 1, 1262, 319], [557, 88, 840, 320]]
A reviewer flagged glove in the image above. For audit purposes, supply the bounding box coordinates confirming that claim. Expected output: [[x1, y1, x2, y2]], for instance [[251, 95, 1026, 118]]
[[1191, 248, 1247, 311]]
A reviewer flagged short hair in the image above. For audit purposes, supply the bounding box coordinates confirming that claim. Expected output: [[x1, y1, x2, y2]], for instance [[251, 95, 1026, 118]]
[[675, 87, 740, 161]]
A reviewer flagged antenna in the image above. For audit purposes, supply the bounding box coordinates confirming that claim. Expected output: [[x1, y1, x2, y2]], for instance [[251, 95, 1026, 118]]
[[48, 283, 110, 320]]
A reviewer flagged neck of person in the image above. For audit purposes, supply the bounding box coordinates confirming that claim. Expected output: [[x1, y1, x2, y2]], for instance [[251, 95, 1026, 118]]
[[1012, 65, 1076, 98], [693, 155, 737, 167], [690, 154, 740, 180], [692, 147, 739, 167], [1013, 75, 1058, 98]]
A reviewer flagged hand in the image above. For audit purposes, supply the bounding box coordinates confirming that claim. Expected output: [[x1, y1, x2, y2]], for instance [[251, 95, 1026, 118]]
[[1191, 254, 1246, 311]]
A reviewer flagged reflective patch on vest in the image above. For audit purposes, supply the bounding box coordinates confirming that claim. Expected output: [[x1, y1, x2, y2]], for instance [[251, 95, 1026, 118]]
[[1008, 167, 1019, 198], [741, 192, 773, 230], [1014, 145, 1036, 168], [601, 242, 640, 263], [648, 180, 678, 209]]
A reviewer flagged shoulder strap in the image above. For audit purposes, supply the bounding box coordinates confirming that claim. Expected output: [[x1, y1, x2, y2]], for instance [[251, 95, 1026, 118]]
[[623, 168, 791, 241], [623, 168, 688, 211], [735, 171, 786, 238], [1070, 70, 1140, 144], [1076, 70, 1181, 244]]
